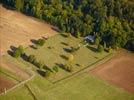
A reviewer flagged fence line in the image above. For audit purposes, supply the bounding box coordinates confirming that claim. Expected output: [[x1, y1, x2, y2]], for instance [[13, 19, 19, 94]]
[[0, 70, 35, 96]]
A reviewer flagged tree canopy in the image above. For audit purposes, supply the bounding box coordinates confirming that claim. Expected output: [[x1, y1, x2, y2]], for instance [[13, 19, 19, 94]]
[[1, 0, 134, 51]]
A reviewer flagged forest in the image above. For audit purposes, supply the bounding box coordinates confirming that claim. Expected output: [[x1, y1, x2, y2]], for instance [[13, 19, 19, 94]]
[[1, 0, 134, 51]]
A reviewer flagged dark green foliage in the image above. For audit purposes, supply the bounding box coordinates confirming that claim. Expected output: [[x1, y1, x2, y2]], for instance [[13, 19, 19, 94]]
[[2, 0, 134, 50], [63, 64, 73, 72], [28, 55, 36, 63], [13, 45, 24, 58], [52, 66, 59, 72], [125, 39, 134, 51], [36, 39, 45, 46], [97, 45, 104, 52], [13, 49, 21, 58]]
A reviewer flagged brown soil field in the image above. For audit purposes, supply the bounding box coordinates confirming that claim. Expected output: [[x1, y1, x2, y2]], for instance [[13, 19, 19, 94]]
[[0, 76, 15, 94], [0, 58, 30, 80], [0, 5, 58, 56], [90, 50, 134, 93]]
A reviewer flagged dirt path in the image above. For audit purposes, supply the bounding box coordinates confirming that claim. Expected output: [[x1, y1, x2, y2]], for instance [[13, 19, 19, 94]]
[[90, 50, 134, 93], [0, 5, 58, 56]]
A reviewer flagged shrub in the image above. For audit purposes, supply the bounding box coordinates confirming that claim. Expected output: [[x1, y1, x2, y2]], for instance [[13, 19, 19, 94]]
[[68, 54, 74, 62], [13, 45, 24, 58], [108, 47, 112, 53], [37, 61, 44, 69], [63, 64, 73, 72], [13, 49, 21, 58], [44, 70, 51, 77], [28, 55, 36, 63], [18, 45, 24, 54], [53, 66, 59, 72], [97, 45, 104, 52], [37, 39, 45, 46]]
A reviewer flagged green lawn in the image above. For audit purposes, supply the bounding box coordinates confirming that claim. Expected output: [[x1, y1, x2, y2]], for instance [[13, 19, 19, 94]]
[[1, 33, 133, 100], [0, 85, 33, 100], [25, 33, 109, 82], [1, 73, 134, 100]]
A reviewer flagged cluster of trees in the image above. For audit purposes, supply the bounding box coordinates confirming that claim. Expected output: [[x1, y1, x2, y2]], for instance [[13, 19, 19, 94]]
[[27, 54, 59, 77], [2, 0, 134, 51]]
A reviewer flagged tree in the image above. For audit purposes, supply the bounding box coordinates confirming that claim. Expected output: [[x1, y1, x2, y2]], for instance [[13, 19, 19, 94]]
[[13, 49, 21, 58], [37, 39, 45, 46], [15, 0, 24, 11], [13, 45, 24, 58], [76, 31, 81, 38], [28, 55, 36, 63], [53, 66, 58, 72], [68, 54, 74, 62], [94, 36, 100, 45], [97, 45, 104, 52]]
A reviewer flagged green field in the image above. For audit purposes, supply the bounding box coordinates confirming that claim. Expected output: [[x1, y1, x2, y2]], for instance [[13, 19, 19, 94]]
[[25, 33, 109, 82], [1, 73, 134, 100], [0, 33, 134, 100]]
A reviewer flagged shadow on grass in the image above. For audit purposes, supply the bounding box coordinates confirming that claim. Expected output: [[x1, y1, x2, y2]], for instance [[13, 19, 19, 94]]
[[55, 63, 65, 70], [29, 45, 37, 49], [86, 45, 97, 52], [61, 42, 68, 46], [60, 33, 68, 38], [37, 69, 46, 77], [21, 53, 29, 61], [63, 48, 72, 53], [60, 55, 68, 60]]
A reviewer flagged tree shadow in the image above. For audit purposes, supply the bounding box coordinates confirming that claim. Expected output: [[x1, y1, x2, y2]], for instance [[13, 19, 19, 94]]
[[30, 39, 37, 45], [61, 42, 68, 46], [21, 53, 29, 61], [7, 45, 17, 57], [29, 45, 37, 49], [55, 63, 65, 70], [60, 33, 68, 38], [1, 4, 16, 10], [86, 45, 97, 52], [60, 55, 68, 60], [36, 69, 46, 77], [63, 48, 72, 53]]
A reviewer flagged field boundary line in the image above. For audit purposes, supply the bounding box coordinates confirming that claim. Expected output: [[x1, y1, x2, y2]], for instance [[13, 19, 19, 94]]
[[0, 70, 35, 96], [52, 53, 114, 84], [25, 84, 38, 100]]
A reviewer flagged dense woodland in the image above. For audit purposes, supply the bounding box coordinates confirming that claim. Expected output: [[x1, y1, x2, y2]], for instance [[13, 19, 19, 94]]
[[1, 0, 134, 51]]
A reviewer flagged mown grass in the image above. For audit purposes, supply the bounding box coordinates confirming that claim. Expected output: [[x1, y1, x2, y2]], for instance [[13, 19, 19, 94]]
[[0, 85, 33, 100], [1, 73, 133, 100], [25, 33, 109, 82]]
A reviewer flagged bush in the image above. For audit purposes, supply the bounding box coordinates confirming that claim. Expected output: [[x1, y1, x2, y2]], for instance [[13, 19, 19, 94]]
[[108, 47, 112, 53], [37, 61, 44, 69], [44, 70, 51, 77], [13, 45, 24, 58], [97, 45, 104, 52], [37, 39, 45, 46], [28, 55, 36, 63], [53, 66, 59, 72], [68, 54, 74, 62], [13, 49, 21, 58], [18, 45, 24, 54], [63, 64, 73, 72]]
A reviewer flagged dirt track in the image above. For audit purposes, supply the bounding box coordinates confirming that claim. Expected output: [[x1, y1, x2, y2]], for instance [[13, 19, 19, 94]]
[[90, 50, 134, 93], [0, 5, 58, 56]]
